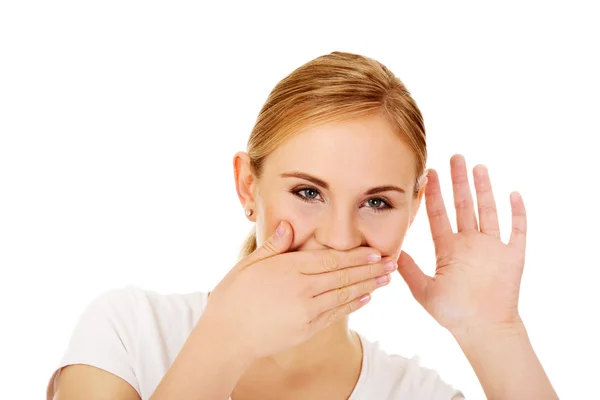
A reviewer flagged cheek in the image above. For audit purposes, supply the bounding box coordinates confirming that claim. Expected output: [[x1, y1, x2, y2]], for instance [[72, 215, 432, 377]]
[[255, 194, 321, 246], [361, 212, 411, 257]]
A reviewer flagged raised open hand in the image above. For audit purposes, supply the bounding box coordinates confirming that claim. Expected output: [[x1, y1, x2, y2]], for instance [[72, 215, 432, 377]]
[[397, 155, 527, 335]]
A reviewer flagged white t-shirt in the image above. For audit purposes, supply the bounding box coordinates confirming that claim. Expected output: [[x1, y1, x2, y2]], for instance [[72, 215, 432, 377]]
[[47, 286, 465, 399]]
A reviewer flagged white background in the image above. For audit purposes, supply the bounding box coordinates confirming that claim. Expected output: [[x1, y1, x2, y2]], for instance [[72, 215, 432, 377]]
[[1, 1, 598, 399]]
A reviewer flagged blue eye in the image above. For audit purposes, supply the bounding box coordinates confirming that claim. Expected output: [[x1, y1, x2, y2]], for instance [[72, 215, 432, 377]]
[[299, 188, 319, 199], [364, 197, 392, 212], [367, 198, 384, 208], [292, 187, 323, 202], [291, 187, 393, 212]]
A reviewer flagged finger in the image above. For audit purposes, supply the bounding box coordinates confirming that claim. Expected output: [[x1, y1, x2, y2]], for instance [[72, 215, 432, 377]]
[[473, 164, 500, 237], [508, 191, 527, 250], [396, 251, 430, 304], [309, 292, 372, 333], [310, 273, 391, 317], [297, 247, 382, 275], [425, 169, 453, 243], [238, 221, 294, 269], [450, 154, 479, 232], [311, 258, 398, 295]]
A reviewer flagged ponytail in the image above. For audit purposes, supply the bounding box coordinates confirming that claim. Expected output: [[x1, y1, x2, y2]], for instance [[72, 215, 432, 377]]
[[239, 227, 257, 260]]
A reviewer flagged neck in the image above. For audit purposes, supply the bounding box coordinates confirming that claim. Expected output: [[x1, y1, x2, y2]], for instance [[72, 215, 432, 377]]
[[233, 318, 364, 399], [263, 317, 361, 373]]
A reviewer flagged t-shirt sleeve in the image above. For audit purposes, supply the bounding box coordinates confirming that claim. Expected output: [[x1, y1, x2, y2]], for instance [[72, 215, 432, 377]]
[[46, 287, 141, 399], [398, 356, 465, 399]]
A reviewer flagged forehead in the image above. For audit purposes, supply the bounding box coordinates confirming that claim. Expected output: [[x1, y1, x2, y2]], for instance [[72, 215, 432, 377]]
[[263, 114, 417, 188]]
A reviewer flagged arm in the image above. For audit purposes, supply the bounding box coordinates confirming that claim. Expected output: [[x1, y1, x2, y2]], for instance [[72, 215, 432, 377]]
[[51, 313, 246, 400], [149, 221, 387, 399], [149, 315, 249, 400], [453, 320, 558, 400], [52, 365, 140, 400], [48, 288, 143, 400], [395, 158, 558, 400]]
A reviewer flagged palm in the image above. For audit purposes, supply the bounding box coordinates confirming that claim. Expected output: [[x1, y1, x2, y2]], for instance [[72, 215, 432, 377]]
[[397, 155, 527, 334]]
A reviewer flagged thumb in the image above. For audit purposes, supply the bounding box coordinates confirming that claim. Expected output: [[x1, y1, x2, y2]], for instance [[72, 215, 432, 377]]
[[239, 221, 294, 268], [397, 251, 430, 304]]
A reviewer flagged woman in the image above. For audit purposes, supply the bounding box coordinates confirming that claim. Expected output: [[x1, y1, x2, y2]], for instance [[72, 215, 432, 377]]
[[47, 51, 558, 399]]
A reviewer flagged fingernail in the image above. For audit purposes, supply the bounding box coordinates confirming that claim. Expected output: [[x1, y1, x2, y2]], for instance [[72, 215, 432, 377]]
[[376, 274, 390, 284], [359, 293, 371, 303], [276, 222, 285, 237], [383, 261, 397, 272], [368, 253, 381, 263]]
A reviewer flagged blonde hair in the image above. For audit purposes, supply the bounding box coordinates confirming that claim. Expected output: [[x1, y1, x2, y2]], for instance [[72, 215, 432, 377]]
[[240, 51, 427, 258]]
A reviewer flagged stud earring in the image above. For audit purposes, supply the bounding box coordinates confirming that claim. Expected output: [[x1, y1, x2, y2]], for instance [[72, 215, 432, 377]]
[[245, 209, 253, 217]]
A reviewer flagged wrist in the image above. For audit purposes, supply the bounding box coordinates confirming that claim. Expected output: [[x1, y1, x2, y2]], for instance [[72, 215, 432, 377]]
[[451, 317, 558, 399], [450, 315, 527, 346], [150, 314, 251, 399], [194, 313, 255, 371]]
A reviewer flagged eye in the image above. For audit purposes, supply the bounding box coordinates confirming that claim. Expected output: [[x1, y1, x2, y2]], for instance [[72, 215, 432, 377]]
[[363, 197, 392, 212], [299, 188, 319, 199], [367, 198, 384, 208], [291, 186, 323, 202]]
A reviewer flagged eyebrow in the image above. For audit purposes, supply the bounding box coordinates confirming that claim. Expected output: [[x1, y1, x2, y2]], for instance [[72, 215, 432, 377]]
[[280, 172, 406, 195], [281, 172, 329, 189], [365, 185, 406, 195]]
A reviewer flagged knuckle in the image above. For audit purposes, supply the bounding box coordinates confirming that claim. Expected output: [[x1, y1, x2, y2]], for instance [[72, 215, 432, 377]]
[[512, 226, 526, 235], [338, 268, 350, 286], [362, 280, 371, 294], [474, 180, 492, 192], [368, 263, 376, 279], [327, 308, 337, 325], [454, 198, 472, 210], [429, 206, 447, 219], [345, 301, 355, 315], [478, 204, 497, 214], [452, 173, 469, 184], [321, 252, 340, 271], [337, 287, 349, 303]]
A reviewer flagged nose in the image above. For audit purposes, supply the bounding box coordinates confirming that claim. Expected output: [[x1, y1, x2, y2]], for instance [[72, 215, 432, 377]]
[[314, 207, 363, 251]]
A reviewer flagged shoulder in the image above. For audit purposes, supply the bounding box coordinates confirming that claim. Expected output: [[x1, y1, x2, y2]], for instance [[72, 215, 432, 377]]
[[83, 285, 209, 318], [62, 286, 208, 350], [47, 286, 209, 399], [357, 335, 465, 400]]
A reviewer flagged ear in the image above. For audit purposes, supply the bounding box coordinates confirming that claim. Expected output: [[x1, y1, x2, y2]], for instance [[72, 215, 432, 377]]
[[408, 172, 428, 228], [233, 151, 257, 221]]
